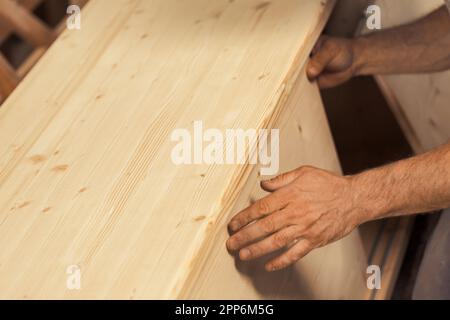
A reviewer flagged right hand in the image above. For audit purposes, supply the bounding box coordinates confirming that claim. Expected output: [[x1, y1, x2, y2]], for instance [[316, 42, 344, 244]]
[[226, 166, 369, 271], [307, 36, 359, 89]]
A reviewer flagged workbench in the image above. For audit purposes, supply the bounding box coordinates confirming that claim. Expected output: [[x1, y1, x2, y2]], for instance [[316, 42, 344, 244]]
[[0, 0, 406, 299]]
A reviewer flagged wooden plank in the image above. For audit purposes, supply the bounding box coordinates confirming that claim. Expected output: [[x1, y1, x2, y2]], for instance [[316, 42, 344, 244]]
[[182, 69, 368, 299], [373, 217, 413, 300], [362, 217, 413, 300], [0, 0, 378, 299]]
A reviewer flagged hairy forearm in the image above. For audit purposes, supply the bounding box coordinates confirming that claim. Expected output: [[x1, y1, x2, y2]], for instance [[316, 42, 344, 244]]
[[351, 143, 450, 223], [353, 6, 450, 75]]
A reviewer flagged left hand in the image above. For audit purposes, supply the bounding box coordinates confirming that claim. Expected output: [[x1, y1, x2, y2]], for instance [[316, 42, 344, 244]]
[[226, 166, 367, 271], [306, 36, 359, 89]]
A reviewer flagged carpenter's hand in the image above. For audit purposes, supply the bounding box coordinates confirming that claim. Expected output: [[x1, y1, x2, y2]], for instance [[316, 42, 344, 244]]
[[307, 36, 359, 89], [226, 166, 366, 271]]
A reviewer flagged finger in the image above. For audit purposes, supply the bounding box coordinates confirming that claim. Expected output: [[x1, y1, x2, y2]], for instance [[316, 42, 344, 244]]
[[317, 70, 351, 89], [260, 169, 301, 192], [228, 189, 287, 233], [239, 225, 302, 261], [265, 239, 312, 272], [227, 209, 292, 251], [307, 45, 335, 80]]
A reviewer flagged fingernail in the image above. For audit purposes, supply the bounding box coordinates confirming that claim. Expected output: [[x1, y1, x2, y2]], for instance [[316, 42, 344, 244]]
[[240, 248, 250, 260]]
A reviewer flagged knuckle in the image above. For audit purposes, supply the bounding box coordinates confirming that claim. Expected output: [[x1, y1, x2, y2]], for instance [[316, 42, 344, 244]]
[[274, 262, 286, 270], [232, 233, 247, 247], [256, 198, 271, 214], [231, 216, 245, 230], [287, 253, 299, 264], [293, 168, 313, 184], [305, 229, 318, 240], [297, 165, 314, 175], [273, 259, 285, 269], [273, 233, 288, 248], [288, 205, 304, 218], [250, 243, 263, 256], [284, 187, 301, 202], [245, 246, 253, 257], [286, 206, 300, 219], [292, 223, 307, 235], [292, 246, 310, 261], [284, 184, 298, 201], [323, 38, 336, 50], [278, 172, 291, 184], [304, 242, 314, 253], [261, 217, 276, 234], [291, 251, 304, 261], [230, 217, 240, 227]]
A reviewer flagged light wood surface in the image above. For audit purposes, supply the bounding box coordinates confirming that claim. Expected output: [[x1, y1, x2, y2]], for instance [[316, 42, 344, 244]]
[[0, 0, 375, 299], [182, 69, 368, 299]]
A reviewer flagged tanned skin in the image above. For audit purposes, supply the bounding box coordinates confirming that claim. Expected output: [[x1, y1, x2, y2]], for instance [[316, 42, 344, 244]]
[[226, 6, 450, 272]]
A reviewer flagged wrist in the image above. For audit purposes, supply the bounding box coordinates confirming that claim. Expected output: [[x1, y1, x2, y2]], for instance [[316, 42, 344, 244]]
[[347, 171, 392, 224], [350, 37, 371, 76]]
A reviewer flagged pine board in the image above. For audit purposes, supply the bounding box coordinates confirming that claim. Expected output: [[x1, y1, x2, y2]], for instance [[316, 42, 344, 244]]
[[0, 0, 373, 299]]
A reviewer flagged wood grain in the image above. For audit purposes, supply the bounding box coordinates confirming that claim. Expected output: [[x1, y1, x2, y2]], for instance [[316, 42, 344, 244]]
[[180, 69, 368, 299], [0, 0, 375, 299]]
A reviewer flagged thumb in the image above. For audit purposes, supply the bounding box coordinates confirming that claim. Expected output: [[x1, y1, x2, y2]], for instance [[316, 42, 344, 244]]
[[261, 169, 301, 192]]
